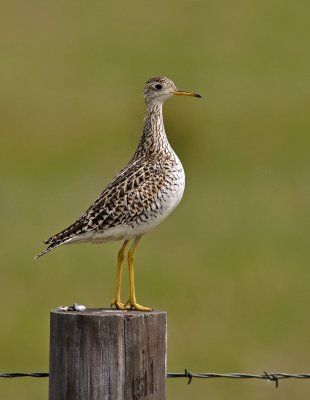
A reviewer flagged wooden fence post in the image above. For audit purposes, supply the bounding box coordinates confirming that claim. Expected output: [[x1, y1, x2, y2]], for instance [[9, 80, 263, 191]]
[[49, 309, 167, 400]]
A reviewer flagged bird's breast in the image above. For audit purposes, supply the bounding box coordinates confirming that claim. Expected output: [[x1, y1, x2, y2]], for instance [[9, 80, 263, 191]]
[[150, 153, 185, 220]]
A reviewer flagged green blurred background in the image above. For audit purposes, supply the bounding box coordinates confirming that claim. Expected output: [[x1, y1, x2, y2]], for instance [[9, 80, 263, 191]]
[[1, 0, 309, 399]]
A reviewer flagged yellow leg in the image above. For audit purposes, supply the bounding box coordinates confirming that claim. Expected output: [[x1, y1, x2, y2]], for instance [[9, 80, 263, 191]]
[[111, 240, 129, 310], [125, 236, 152, 311]]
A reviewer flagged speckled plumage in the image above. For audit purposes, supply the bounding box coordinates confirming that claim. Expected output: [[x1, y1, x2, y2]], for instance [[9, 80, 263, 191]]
[[36, 77, 201, 310], [36, 77, 201, 264]]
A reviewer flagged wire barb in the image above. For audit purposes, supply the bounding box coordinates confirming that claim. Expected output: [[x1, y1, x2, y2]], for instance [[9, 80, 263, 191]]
[[185, 369, 193, 384], [263, 371, 279, 388]]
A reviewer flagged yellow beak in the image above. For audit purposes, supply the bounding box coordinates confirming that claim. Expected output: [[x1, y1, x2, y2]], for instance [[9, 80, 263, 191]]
[[172, 90, 201, 98]]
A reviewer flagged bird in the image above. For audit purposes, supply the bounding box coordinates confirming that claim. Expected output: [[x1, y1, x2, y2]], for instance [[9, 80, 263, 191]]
[[36, 76, 201, 311]]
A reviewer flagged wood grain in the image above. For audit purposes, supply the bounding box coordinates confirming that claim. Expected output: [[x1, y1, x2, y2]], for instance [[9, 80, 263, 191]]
[[49, 309, 167, 400]]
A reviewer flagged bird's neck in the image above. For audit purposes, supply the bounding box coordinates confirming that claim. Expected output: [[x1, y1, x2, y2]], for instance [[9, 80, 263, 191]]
[[134, 103, 172, 159]]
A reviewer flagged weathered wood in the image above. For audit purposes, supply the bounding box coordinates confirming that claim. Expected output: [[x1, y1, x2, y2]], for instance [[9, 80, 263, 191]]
[[49, 309, 167, 400]]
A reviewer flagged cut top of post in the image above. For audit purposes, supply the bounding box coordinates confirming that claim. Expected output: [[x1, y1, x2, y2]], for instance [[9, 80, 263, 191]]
[[51, 308, 166, 317]]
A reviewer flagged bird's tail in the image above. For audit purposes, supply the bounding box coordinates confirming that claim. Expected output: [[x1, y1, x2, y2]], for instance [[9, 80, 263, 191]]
[[34, 241, 64, 260]]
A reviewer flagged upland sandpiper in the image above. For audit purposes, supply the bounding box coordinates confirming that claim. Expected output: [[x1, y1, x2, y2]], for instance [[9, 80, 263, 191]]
[[36, 77, 201, 311]]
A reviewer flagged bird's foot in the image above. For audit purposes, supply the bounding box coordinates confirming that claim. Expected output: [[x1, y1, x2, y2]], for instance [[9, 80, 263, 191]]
[[124, 300, 152, 312], [111, 299, 126, 310]]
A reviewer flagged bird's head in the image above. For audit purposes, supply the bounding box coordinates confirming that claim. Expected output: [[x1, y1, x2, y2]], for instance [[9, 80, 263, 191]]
[[144, 76, 201, 106]]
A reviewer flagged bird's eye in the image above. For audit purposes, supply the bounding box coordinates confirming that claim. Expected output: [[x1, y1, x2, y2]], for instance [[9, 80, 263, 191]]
[[154, 84, 162, 90]]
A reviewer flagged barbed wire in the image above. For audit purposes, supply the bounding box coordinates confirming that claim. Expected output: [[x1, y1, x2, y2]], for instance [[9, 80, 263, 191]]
[[0, 373, 49, 378], [167, 370, 310, 387], [2, 370, 310, 387]]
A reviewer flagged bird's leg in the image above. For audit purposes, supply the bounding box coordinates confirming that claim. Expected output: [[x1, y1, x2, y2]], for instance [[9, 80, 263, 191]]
[[125, 236, 152, 311], [111, 240, 129, 310]]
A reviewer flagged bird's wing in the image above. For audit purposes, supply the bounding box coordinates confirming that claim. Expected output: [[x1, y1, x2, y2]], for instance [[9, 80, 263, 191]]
[[43, 157, 165, 248]]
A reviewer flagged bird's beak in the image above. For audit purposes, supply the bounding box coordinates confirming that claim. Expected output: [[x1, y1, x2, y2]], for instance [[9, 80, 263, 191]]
[[172, 89, 202, 98]]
